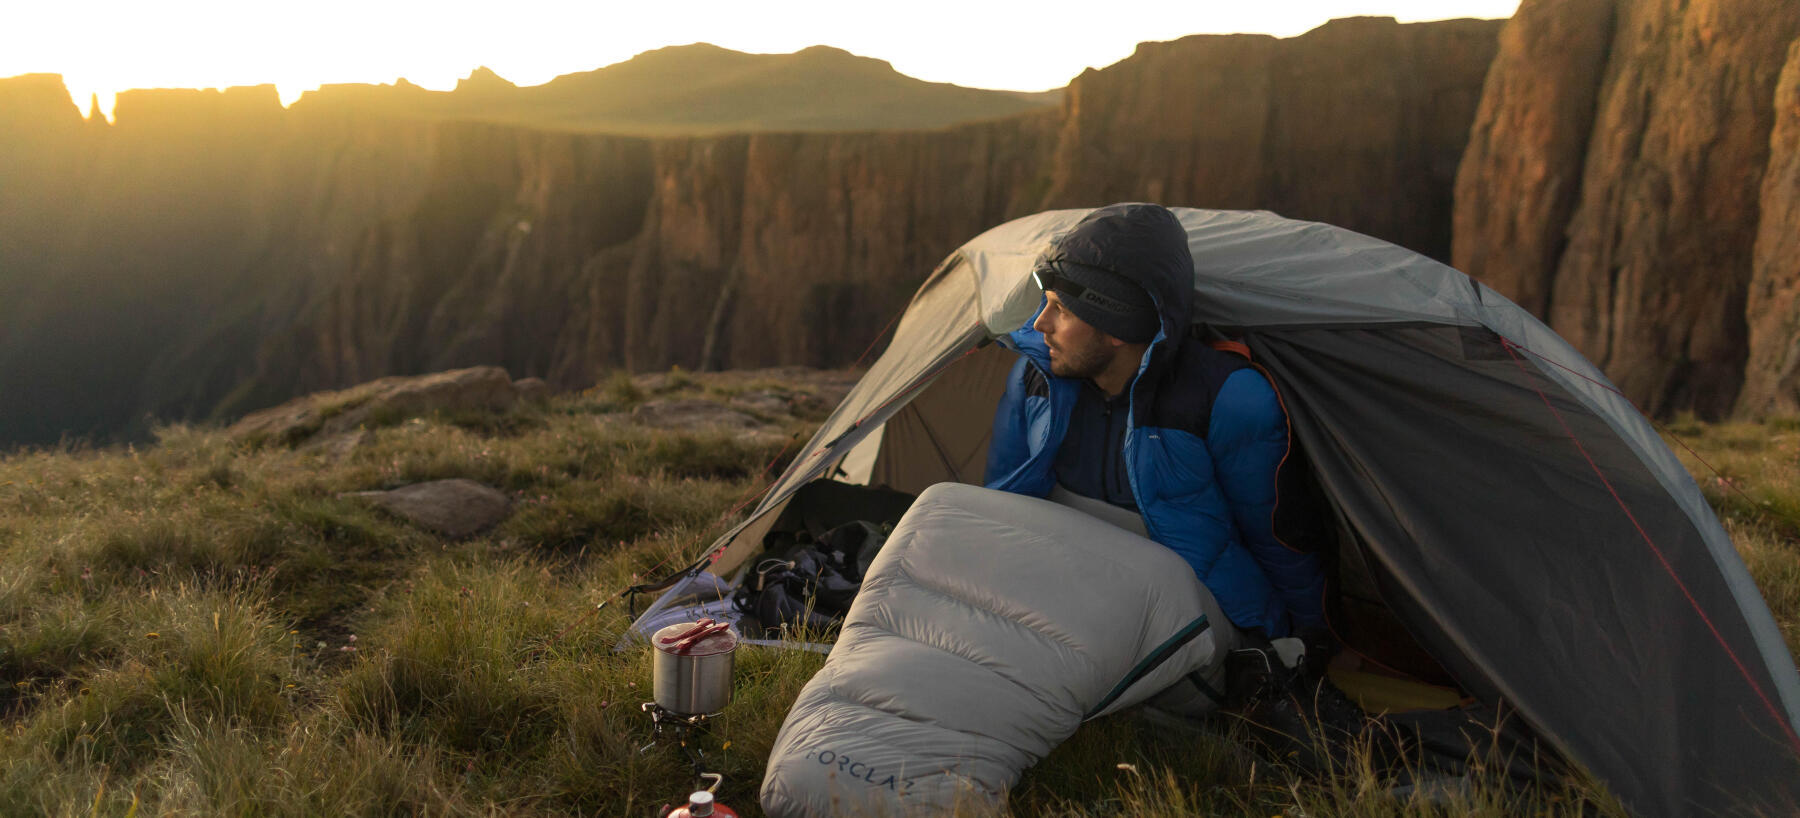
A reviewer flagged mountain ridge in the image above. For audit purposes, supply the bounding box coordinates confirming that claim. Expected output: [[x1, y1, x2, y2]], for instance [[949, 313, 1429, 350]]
[[284, 42, 1063, 135]]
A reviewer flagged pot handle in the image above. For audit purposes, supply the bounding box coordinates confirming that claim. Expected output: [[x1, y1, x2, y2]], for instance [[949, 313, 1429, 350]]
[[658, 618, 717, 645], [669, 622, 732, 654]]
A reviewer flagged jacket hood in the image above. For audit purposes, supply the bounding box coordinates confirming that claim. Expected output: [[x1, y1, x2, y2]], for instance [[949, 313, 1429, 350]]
[[1014, 203, 1196, 370]]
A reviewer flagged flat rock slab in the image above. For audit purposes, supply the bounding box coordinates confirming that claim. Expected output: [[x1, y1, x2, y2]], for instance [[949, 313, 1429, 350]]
[[631, 399, 762, 430], [729, 390, 793, 416], [345, 479, 511, 539], [303, 429, 370, 461], [230, 366, 519, 446], [629, 367, 860, 408]]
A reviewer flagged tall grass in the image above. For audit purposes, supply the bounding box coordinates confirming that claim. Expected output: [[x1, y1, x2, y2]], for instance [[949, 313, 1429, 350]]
[[0, 380, 1793, 816]]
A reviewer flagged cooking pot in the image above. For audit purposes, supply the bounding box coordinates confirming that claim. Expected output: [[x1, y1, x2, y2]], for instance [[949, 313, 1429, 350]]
[[651, 619, 738, 715]]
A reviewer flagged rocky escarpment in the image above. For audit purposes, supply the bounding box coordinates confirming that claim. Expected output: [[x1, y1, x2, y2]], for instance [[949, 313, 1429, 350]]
[[1045, 17, 1499, 258], [1739, 42, 1800, 416], [1456, 0, 1800, 418], [1451, 0, 1615, 317], [0, 16, 1502, 447]]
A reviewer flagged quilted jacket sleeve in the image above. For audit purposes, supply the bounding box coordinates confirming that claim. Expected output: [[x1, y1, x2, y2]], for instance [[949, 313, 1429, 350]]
[[1207, 369, 1326, 633]]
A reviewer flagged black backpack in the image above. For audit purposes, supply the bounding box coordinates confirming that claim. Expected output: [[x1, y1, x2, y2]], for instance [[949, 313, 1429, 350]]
[[733, 520, 890, 637]]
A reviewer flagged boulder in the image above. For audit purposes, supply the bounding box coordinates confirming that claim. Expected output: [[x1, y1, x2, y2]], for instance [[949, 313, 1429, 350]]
[[345, 479, 511, 538], [229, 366, 518, 445], [1739, 39, 1800, 417], [513, 377, 552, 404]]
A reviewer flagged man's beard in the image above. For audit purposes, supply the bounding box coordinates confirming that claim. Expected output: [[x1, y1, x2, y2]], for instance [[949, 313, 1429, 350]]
[[1048, 336, 1115, 381]]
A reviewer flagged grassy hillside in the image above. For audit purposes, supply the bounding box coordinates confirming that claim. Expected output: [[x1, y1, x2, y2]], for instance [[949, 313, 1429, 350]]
[[291, 44, 1062, 135], [1, 370, 1793, 816]]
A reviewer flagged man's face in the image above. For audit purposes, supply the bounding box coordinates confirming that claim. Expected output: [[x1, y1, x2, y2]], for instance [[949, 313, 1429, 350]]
[[1032, 291, 1120, 380]]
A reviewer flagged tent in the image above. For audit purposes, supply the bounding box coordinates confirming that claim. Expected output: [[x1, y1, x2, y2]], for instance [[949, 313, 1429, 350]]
[[631, 208, 1800, 816]]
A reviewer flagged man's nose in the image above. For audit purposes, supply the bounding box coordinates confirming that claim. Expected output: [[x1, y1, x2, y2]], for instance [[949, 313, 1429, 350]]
[[1032, 306, 1050, 334]]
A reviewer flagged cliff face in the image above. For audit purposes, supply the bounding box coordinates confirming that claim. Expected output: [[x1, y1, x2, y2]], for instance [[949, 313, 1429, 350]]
[[1451, 0, 1615, 316], [0, 84, 303, 443], [1046, 17, 1500, 258], [0, 75, 87, 336], [1552, 0, 1799, 418], [1456, 0, 1800, 417], [1739, 41, 1800, 415], [0, 16, 1502, 446]]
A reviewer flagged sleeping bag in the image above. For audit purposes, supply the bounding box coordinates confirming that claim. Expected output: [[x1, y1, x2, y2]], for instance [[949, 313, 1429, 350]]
[[760, 482, 1237, 816]]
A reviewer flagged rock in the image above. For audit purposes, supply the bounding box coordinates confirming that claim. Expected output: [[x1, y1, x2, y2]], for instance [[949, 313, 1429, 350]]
[[1739, 39, 1800, 417], [513, 377, 552, 404], [229, 366, 518, 445], [303, 429, 369, 460], [729, 390, 793, 417], [345, 479, 511, 538], [335, 366, 519, 428], [631, 399, 762, 430], [799, 370, 861, 409], [1452, 0, 1616, 316], [1547, 0, 1800, 417], [632, 371, 702, 396]]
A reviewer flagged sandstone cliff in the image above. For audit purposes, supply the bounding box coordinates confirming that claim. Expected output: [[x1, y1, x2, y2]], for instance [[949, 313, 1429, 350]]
[[0, 17, 1502, 446], [1452, 0, 1615, 316], [1456, 0, 1800, 418], [1739, 41, 1800, 416], [1046, 17, 1499, 258]]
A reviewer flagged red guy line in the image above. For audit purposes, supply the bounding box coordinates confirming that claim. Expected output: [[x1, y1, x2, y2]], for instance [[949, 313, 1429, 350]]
[[1499, 337, 1800, 753], [1500, 339, 1798, 531], [851, 308, 907, 370]]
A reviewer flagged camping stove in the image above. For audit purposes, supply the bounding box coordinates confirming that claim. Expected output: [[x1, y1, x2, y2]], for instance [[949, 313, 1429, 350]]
[[640, 700, 717, 755], [641, 702, 729, 805]]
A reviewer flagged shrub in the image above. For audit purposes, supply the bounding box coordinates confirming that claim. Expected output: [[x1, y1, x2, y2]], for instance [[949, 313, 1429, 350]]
[[600, 370, 645, 408]]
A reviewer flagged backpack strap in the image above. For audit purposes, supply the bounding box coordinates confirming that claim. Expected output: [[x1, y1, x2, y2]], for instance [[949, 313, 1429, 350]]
[[1209, 339, 1252, 361]]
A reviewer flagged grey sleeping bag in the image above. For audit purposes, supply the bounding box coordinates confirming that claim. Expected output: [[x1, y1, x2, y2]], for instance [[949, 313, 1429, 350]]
[[760, 482, 1237, 817]]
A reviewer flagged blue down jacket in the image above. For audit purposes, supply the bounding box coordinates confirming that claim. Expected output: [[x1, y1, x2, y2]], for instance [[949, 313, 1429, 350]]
[[983, 204, 1324, 637]]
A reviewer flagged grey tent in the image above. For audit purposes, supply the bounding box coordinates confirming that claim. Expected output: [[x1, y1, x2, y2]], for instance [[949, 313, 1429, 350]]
[[632, 207, 1800, 816]]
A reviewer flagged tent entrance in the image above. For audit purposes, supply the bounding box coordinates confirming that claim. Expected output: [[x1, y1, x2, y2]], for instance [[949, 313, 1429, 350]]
[[840, 342, 1017, 493], [831, 339, 1466, 709]]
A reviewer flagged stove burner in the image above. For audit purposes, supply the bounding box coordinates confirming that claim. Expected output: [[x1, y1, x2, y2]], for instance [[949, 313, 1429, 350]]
[[640, 702, 720, 776]]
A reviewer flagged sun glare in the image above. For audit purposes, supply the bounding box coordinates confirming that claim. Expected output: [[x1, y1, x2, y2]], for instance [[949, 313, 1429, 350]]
[[11, 0, 1519, 123]]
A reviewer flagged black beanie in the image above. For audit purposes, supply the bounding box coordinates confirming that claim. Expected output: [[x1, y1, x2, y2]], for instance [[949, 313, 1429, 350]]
[[1035, 258, 1160, 343]]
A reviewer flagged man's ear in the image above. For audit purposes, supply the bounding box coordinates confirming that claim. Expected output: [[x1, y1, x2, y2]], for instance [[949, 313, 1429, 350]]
[[1106, 335, 1127, 349]]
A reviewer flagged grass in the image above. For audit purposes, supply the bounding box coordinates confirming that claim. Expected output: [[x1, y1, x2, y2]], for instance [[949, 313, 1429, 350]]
[[0, 373, 1793, 816], [1665, 419, 1800, 655]]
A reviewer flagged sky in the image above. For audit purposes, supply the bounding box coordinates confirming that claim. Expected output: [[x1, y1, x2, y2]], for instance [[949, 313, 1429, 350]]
[[6, 0, 1520, 120]]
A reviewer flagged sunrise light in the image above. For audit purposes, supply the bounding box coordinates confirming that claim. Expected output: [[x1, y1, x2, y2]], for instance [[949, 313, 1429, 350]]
[[10, 0, 1520, 122]]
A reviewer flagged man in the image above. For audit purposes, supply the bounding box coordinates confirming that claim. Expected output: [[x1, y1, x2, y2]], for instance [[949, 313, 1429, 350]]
[[985, 202, 1325, 639], [984, 203, 1357, 756]]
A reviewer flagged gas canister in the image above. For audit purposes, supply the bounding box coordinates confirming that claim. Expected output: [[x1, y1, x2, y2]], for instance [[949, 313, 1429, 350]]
[[664, 789, 737, 818]]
